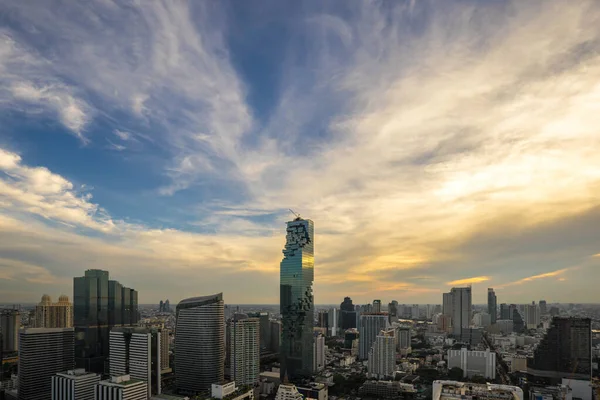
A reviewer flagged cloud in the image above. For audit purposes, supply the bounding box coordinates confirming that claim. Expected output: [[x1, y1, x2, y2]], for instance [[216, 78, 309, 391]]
[[2, 1, 600, 303], [502, 268, 572, 287], [446, 276, 491, 286]]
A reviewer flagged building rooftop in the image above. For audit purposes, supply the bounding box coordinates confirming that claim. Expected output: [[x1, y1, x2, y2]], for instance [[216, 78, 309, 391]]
[[177, 293, 223, 308], [433, 380, 523, 400]]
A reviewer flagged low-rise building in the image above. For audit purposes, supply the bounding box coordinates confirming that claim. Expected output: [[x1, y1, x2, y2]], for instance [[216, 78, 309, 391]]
[[94, 375, 147, 400], [358, 380, 416, 399], [51, 369, 100, 400], [297, 382, 327, 400], [433, 380, 523, 400]]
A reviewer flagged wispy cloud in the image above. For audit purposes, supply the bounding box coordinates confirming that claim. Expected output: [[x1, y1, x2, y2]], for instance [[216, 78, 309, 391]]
[[447, 276, 491, 286]]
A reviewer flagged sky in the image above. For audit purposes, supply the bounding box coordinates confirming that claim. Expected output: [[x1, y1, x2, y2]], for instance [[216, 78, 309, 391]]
[[1, 0, 600, 306]]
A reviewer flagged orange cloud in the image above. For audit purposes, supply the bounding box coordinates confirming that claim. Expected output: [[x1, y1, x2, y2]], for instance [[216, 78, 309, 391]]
[[446, 276, 490, 286], [498, 267, 573, 288]]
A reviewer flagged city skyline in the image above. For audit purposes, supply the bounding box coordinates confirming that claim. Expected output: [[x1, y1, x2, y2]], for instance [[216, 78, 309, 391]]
[[2, 0, 600, 304]]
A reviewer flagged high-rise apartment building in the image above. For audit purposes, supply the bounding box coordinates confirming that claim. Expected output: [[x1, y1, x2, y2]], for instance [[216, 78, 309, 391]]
[[451, 287, 472, 336], [159, 329, 170, 373], [411, 304, 419, 319], [500, 303, 510, 320], [367, 329, 396, 379], [443, 292, 453, 317], [388, 301, 398, 323], [313, 334, 325, 372], [51, 369, 100, 400], [18, 328, 75, 400], [95, 375, 147, 400], [34, 295, 73, 328], [270, 320, 281, 353], [359, 314, 389, 360], [525, 303, 540, 329], [175, 293, 225, 394], [487, 289, 497, 325], [109, 327, 162, 398], [527, 317, 592, 383], [447, 348, 496, 379], [340, 297, 357, 330], [73, 269, 138, 374], [280, 217, 314, 381], [1, 309, 19, 353], [229, 314, 260, 386], [397, 327, 411, 351]]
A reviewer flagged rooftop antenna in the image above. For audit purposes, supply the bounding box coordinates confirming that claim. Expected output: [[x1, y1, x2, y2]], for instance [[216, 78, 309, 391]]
[[288, 209, 302, 221]]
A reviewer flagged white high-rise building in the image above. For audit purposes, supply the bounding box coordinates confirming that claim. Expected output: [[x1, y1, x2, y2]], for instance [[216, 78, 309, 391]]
[[328, 308, 338, 336], [367, 329, 396, 379], [359, 314, 389, 360], [447, 348, 496, 379], [473, 312, 491, 328], [94, 375, 147, 400], [411, 304, 420, 319], [51, 369, 100, 400], [451, 287, 472, 335], [110, 327, 162, 398], [313, 334, 325, 372], [230, 314, 260, 386]]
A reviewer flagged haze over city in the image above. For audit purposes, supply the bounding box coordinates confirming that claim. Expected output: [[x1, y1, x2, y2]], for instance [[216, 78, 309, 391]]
[[2, 0, 600, 304]]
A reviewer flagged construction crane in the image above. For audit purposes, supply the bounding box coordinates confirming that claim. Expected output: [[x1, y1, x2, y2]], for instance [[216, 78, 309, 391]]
[[288, 209, 302, 220]]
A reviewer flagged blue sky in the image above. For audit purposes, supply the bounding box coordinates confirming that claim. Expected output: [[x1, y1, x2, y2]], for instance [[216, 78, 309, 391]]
[[1, 0, 600, 305]]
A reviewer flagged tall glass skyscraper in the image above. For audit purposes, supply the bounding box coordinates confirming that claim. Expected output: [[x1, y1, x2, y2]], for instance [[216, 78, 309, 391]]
[[74, 269, 138, 374], [280, 217, 314, 381], [487, 288, 497, 324]]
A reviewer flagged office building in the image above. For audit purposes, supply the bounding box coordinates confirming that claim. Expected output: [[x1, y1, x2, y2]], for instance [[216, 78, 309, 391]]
[[229, 314, 260, 386], [513, 309, 525, 333], [496, 320, 514, 335], [317, 310, 329, 330], [527, 317, 592, 383], [388, 301, 398, 323], [328, 307, 338, 336], [437, 314, 452, 334], [73, 269, 138, 374], [443, 292, 453, 317], [367, 329, 396, 379], [51, 369, 100, 400], [339, 297, 357, 330], [110, 327, 162, 397], [95, 375, 147, 400], [525, 303, 540, 329], [159, 329, 170, 373], [372, 300, 382, 313], [34, 295, 73, 328], [18, 328, 75, 400], [411, 304, 419, 319], [275, 383, 303, 400], [447, 348, 496, 379], [297, 383, 327, 400], [175, 293, 224, 394], [280, 216, 314, 381], [473, 312, 491, 328], [426, 304, 435, 320], [459, 327, 483, 346], [359, 314, 389, 360], [433, 381, 523, 400], [313, 334, 325, 372], [247, 312, 271, 352], [539, 300, 547, 315], [1, 309, 19, 353], [499, 303, 510, 320], [451, 287, 472, 336], [487, 289, 497, 325]]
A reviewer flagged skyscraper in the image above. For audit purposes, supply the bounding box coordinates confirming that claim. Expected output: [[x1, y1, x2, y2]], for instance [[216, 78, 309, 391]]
[[280, 217, 314, 381], [340, 297, 357, 330], [367, 329, 396, 379], [175, 293, 225, 394], [442, 292, 453, 317], [527, 317, 592, 383], [109, 327, 162, 398], [539, 300, 547, 315], [18, 328, 75, 400], [34, 294, 72, 328], [1, 309, 19, 353], [327, 308, 338, 336], [73, 269, 138, 374], [487, 288, 497, 325], [229, 314, 260, 386], [500, 303, 510, 320], [451, 287, 472, 336], [359, 314, 389, 360], [525, 303, 540, 329], [313, 333, 325, 372]]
